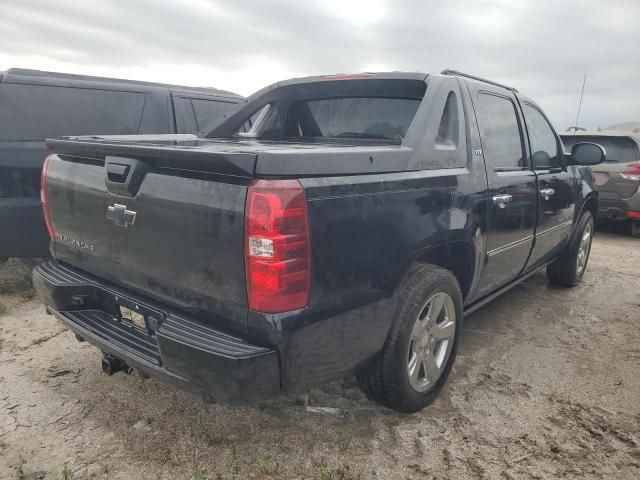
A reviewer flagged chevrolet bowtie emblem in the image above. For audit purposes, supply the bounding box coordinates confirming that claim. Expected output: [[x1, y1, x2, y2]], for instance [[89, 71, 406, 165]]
[[107, 203, 137, 227]]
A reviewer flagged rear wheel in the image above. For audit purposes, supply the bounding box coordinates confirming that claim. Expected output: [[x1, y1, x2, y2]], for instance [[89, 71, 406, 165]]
[[631, 221, 640, 238], [356, 264, 462, 413], [547, 211, 594, 287]]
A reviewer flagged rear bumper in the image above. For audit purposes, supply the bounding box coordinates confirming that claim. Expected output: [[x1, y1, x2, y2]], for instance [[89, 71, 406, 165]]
[[32, 261, 281, 403], [0, 197, 50, 258], [598, 189, 640, 220]]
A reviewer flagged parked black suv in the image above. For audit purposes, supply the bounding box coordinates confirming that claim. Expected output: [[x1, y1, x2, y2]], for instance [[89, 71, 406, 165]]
[[34, 70, 605, 412], [0, 68, 242, 260]]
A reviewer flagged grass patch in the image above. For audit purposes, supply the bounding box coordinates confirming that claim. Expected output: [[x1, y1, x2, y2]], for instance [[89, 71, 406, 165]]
[[258, 454, 272, 474], [230, 457, 241, 475], [13, 455, 25, 480], [60, 465, 73, 480], [319, 464, 362, 480], [192, 466, 208, 480], [0, 301, 7, 316]]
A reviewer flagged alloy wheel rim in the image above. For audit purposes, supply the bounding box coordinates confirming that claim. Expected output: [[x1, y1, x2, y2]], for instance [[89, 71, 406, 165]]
[[407, 292, 456, 393], [576, 220, 593, 276]]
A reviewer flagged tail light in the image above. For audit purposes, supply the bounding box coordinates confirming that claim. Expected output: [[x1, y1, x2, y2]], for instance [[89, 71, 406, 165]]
[[621, 161, 640, 181], [41, 155, 54, 239], [245, 179, 310, 313]]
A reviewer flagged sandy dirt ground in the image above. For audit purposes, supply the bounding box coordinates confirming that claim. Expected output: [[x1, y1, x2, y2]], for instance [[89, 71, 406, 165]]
[[0, 227, 639, 480]]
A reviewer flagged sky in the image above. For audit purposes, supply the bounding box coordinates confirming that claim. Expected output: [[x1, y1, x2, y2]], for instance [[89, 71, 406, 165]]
[[1, 0, 639, 131]]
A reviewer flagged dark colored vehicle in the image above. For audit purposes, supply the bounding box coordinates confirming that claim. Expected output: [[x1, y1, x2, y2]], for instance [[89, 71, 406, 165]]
[[0, 68, 242, 260], [560, 131, 640, 237], [33, 71, 605, 412]]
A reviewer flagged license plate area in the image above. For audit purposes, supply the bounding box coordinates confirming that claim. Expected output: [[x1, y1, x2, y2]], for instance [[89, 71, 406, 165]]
[[113, 295, 164, 335], [120, 306, 147, 331]]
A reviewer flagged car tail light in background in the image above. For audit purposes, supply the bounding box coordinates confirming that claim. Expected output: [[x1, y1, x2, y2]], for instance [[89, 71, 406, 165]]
[[621, 161, 640, 181], [41, 155, 55, 239], [245, 179, 310, 313], [627, 210, 640, 219]]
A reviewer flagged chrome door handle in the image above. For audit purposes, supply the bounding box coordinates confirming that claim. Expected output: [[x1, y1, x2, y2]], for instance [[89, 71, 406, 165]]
[[492, 194, 513, 208], [540, 188, 555, 200]]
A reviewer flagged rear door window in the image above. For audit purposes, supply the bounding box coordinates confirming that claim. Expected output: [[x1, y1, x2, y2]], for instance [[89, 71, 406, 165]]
[[475, 93, 527, 171], [0, 83, 145, 140]]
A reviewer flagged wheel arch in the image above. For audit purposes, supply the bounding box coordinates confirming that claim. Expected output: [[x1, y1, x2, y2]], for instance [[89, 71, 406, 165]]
[[410, 239, 477, 302], [580, 192, 598, 223]]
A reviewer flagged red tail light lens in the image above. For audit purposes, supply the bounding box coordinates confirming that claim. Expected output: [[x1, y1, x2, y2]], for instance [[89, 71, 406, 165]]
[[621, 161, 640, 180], [41, 155, 54, 239], [623, 161, 640, 174], [245, 179, 310, 313]]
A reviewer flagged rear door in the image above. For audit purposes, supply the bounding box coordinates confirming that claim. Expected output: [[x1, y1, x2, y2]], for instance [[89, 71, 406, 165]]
[[522, 102, 577, 267], [468, 83, 537, 296], [0, 82, 148, 258]]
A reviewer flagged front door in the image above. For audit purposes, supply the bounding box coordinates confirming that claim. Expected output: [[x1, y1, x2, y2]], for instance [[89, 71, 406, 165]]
[[521, 102, 578, 267], [470, 87, 538, 297]]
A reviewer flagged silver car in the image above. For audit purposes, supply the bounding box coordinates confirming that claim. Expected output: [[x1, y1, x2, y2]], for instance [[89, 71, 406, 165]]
[[561, 131, 640, 237]]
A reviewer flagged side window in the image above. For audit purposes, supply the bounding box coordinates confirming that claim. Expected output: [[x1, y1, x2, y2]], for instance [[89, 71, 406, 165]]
[[0, 83, 145, 140], [173, 97, 197, 134], [523, 104, 561, 169], [191, 99, 237, 131], [475, 93, 526, 171], [174, 97, 239, 133]]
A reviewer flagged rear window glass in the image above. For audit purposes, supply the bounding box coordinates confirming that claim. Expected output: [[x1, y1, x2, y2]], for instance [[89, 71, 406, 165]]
[[0, 83, 146, 141], [290, 97, 421, 142], [233, 97, 421, 143], [561, 136, 638, 163]]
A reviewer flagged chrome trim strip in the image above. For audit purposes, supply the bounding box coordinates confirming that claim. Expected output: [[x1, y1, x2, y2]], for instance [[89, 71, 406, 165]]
[[486, 235, 534, 257], [536, 220, 573, 237]]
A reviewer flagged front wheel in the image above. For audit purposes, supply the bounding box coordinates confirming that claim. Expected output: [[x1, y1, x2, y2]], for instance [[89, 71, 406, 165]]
[[547, 211, 594, 287], [356, 264, 462, 413]]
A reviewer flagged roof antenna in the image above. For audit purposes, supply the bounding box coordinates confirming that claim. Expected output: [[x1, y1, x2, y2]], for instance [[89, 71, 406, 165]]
[[573, 73, 587, 135]]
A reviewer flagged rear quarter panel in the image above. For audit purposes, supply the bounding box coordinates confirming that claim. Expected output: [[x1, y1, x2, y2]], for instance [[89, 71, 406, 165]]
[[253, 165, 488, 392]]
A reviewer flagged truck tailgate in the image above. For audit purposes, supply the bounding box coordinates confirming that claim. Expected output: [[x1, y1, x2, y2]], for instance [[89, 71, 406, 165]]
[[45, 139, 256, 335]]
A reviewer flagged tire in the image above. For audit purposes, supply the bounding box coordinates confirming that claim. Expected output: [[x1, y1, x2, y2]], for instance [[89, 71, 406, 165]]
[[631, 221, 640, 238], [547, 211, 594, 287], [356, 264, 463, 413]]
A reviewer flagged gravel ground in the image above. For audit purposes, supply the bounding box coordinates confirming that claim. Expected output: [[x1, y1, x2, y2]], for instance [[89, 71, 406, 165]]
[[0, 227, 639, 480]]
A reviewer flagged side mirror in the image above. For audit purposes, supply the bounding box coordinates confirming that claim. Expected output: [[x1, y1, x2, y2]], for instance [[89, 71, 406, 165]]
[[571, 142, 606, 166]]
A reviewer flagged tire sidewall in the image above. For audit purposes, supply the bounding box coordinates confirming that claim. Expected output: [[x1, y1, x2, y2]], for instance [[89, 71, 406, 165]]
[[573, 211, 594, 283], [392, 267, 463, 411]]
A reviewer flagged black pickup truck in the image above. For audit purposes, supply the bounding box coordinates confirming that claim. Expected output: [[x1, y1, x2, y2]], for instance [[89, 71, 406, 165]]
[[33, 71, 605, 413]]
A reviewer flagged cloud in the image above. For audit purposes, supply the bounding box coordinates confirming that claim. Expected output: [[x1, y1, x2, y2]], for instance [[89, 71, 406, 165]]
[[1, 0, 639, 130]]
